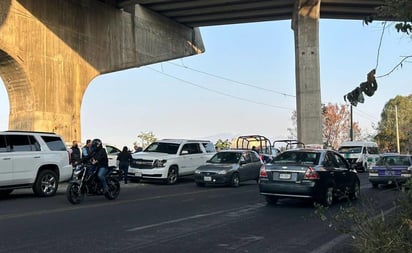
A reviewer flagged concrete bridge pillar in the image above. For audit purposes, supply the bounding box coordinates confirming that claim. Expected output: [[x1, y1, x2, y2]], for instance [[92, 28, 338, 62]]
[[292, 0, 323, 146], [0, 0, 204, 142]]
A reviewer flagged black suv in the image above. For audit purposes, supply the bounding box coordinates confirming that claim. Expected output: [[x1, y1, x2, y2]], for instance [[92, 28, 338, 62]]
[[259, 149, 360, 206]]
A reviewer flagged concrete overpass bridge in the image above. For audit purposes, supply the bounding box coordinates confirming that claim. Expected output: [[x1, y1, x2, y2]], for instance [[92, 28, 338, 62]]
[[0, 0, 384, 144]]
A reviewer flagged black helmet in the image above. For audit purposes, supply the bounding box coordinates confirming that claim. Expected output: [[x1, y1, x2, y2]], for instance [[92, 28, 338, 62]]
[[91, 139, 102, 150]]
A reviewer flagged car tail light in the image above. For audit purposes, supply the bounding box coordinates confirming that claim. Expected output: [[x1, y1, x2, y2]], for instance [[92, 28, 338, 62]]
[[304, 167, 319, 180], [259, 164, 268, 178]]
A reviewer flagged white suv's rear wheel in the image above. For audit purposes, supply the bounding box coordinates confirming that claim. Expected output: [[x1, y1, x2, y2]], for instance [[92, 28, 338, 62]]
[[33, 170, 58, 197]]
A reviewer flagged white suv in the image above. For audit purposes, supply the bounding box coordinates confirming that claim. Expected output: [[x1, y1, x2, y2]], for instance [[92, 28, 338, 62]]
[[0, 131, 72, 197], [128, 139, 216, 184]]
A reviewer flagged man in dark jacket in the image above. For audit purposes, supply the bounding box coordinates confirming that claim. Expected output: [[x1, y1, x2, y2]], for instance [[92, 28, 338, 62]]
[[90, 139, 109, 193], [70, 140, 82, 166], [117, 146, 132, 184]]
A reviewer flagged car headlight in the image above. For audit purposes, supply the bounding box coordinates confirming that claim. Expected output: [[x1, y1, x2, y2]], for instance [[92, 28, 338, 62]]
[[194, 170, 201, 174], [153, 159, 167, 168], [218, 170, 227, 175]]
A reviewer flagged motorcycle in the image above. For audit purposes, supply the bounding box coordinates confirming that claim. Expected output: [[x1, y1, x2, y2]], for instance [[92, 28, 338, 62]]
[[66, 163, 120, 204]]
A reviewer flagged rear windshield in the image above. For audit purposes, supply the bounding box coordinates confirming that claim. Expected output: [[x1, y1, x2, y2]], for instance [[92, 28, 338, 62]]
[[376, 156, 411, 166], [272, 151, 320, 165], [41, 136, 67, 151], [338, 146, 362, 154], [145, 142, 180, 154]]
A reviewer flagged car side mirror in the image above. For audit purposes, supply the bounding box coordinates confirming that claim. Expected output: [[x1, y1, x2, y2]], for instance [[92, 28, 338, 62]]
[[181, 150, 189, 155], [239, 160, 246, 165]]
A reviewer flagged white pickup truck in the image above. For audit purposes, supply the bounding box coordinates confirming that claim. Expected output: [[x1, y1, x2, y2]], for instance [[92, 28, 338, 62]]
[[128, 139, 216, 184]]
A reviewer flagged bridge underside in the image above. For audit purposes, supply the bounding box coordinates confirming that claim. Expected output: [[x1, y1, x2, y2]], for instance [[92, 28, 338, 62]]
[[113, 0, 383, 27]]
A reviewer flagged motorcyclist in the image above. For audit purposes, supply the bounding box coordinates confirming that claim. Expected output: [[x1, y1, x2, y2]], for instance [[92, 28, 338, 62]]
[[90, 139, 109, 193]]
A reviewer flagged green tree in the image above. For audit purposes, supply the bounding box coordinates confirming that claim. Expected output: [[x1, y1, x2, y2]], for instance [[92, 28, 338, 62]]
[[374, 95, 412, 153], [215, 139, 231, 151], [136, 131, 157, 149]]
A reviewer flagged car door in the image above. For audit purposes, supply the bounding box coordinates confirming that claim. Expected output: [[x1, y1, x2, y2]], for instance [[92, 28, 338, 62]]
[[0, 135, 13, 186], [8, 134, 42, 184], [179, 143, 202, 175], [329, 151, 351, 192], [238, 152, 257, 181]]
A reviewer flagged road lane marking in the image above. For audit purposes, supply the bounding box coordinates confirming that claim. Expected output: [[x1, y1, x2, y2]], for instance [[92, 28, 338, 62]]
[[126, 203, 265, 232]]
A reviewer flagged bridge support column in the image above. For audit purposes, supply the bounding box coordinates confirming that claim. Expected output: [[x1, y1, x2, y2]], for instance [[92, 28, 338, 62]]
[[292, 0, 323, 146], [0, 0, 204, 142]]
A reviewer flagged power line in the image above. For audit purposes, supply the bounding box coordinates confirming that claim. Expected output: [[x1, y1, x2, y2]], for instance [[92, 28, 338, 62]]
[[166, 61, 296, 98], [147, 66, 294, 111]]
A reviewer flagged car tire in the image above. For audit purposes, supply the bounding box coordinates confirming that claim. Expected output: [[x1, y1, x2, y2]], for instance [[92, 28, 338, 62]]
[[0, 189, 13, 197], [166, 167, 178, 185], [33, 170, 58, 197], [318, 186, 334, 207], [349, 180, 360, 200], [196, 182, 205, 187], [265, 196, 278, 205], [372, 183, 378, 188], [230, 173, 240, 187]]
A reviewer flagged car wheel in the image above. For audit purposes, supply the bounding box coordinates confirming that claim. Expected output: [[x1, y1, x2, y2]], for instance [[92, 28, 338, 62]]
[[265, 196, 278, 205], [166, 167, 178, 185], [0, 189, 13, 197], [230, 173, 240, 187], [318, 186, 334, 207], [33, 170, 58, 197], [196, 182, 205, 187], [372, 183, 379, 188], [349, 181, 360, 200]]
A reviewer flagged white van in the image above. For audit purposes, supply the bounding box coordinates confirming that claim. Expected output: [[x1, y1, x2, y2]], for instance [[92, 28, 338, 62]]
[[338, 141, 380, 172]]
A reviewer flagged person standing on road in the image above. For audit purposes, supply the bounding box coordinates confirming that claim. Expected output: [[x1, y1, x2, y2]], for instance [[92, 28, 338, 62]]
[[82, 139, 91, 163], [70, 140, 82, 167], [117, 146, 132, 184]]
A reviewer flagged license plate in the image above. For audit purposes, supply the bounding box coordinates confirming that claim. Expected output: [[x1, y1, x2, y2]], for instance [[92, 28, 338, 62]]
[[279, 173, 291, 180], [204, 176, 212, 182], [135, 172, 142, 177]]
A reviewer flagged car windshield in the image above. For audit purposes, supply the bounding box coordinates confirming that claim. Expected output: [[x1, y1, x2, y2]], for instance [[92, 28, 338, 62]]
[[338, 146, 362, 153], [272, 151, 320, 165], [209, 152, 242, 164], [145, 142, 180, 154], [376, 156, 411, 166]]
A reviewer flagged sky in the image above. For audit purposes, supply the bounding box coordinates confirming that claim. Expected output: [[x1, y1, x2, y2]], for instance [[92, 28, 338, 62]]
[[0, 19, 411, 149]]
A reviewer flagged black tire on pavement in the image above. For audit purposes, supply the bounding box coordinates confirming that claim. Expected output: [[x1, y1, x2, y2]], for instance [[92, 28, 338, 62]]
[[66, 182, 85, 204], [318, 186, 334, 207], [166, 167, 178, 185], [230, 173, 240, 187], [33, 170, 58, 197]]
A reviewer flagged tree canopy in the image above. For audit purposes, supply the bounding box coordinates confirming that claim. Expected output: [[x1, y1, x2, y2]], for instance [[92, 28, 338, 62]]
[[374, 95, 412, 153]]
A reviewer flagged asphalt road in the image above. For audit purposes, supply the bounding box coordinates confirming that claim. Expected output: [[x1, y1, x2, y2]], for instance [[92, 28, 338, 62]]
[[0, 173, 403, 253]]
